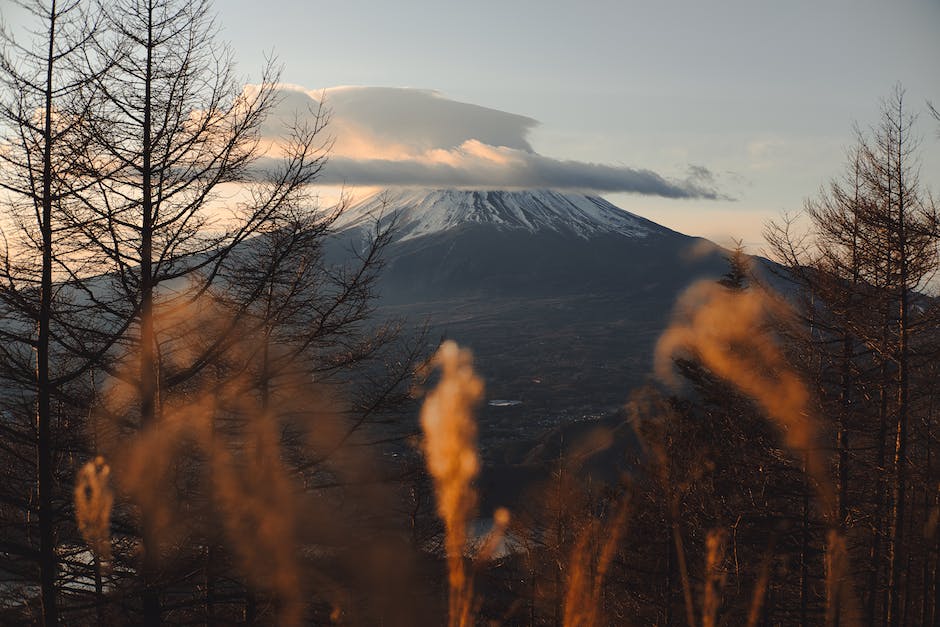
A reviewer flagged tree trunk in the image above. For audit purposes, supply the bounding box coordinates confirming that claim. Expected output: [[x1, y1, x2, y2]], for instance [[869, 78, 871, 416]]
[[868, 307, 893, 627], [37, 3, 59, 624], [921, 410, 933, 626], [886, 120, 911, 627], [800, 453, 810, 627], [665, 526, 673, 626], [933, 485, 940, 627], [139, 4, 161, 624]]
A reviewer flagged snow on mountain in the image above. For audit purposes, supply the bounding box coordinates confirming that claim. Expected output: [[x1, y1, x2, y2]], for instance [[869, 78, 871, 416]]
[[333, 188, 661, 242]]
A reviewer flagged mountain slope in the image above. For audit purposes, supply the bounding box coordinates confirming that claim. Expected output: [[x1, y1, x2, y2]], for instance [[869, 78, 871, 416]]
[[333, 188, 717, 303], [334, 188, 666, 241]]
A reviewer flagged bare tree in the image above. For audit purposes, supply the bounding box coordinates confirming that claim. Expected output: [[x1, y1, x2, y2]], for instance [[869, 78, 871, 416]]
[[766, 86, 940, 626], [0, 1, 104, 622], [861, 88, 939, 627], [51, 0, 331, 621]]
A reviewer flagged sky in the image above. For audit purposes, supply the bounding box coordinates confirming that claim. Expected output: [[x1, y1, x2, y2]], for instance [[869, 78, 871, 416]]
[[4, 0, 940, 248]]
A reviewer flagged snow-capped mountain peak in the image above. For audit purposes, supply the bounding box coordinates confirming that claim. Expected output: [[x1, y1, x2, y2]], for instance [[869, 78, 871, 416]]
[[333, 188, 660, 242]]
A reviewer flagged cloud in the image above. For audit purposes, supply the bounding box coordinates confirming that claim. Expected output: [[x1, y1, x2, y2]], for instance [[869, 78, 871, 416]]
[[315, 144, 719, 198], [686, 164, 715, 184], [258, 85, 721, 199]]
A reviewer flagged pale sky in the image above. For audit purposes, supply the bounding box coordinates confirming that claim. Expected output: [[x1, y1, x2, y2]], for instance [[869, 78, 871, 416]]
[[5, 0, 940, 248]]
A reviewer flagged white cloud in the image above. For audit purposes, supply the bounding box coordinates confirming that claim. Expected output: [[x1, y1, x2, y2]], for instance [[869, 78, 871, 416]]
[[257, 85, 721, 199]]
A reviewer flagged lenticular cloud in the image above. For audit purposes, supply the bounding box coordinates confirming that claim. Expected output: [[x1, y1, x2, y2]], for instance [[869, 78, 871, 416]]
[[254, 84, 721, 199]]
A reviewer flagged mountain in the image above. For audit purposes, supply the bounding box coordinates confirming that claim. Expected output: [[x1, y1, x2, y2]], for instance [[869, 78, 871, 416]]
[[334, 188, 660, 241], [333, 188, 719, 303]]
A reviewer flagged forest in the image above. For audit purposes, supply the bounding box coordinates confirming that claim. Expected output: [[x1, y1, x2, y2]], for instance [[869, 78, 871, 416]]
[[1, 0, 940, 625]]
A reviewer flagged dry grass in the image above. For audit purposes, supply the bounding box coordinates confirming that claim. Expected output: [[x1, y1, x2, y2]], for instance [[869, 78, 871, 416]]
[[702, 529, 727, 627], [562, 499, 629, 627], [70, 296, 373, 625], [654, 281, 830, 511], [74, 456, 114, 563], [419, 340, 484, 627]]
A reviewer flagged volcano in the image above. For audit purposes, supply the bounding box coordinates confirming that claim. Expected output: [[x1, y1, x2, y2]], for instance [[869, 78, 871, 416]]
[[333, 188, 723, 303]]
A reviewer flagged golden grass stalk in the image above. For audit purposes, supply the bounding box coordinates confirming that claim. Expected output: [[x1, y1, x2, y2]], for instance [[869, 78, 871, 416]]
[[207, 410, 304, 627], [419, 340, 484, 627], [654, 281, 832, 512], [745, 540, 776, 627], [562, 499, 629, 627], [74, 456, 114, 563], [702, 528, 727, 627], [825, 529, 851, 627], [476, 506, 511, 563]]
